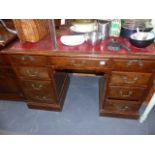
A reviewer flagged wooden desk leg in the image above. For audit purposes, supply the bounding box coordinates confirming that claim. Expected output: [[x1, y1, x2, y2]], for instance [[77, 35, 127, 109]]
[[139, 93, 155, 123]]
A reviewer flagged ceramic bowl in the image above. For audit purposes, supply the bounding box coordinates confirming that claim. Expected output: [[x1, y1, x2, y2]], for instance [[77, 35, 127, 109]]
[[129, 32, 155, 48]]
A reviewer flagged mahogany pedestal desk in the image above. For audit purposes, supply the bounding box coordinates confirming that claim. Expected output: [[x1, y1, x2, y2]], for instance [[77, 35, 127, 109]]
[[0, 36, 155, 119]]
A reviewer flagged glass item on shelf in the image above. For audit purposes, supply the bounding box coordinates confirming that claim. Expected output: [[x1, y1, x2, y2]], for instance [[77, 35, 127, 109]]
[[85, 31, 102, 45], [98, 20, 111, 40]]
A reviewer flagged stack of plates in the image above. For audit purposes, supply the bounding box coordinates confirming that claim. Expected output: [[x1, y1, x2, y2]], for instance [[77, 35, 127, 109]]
[[121, 19, 151, 29], [70, 19, 97, 33]]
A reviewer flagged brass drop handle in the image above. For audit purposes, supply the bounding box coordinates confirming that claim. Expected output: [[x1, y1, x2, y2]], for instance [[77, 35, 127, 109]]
[[123, 76, 139, 84], [31, 83, 43, 90], [35, 95, 49, 101], [127, 60, 144, 68], [21, 55, 35, 62], [26, 70, 39, 77], [117, 105, 129, 111], [120, 90, 133, 97]]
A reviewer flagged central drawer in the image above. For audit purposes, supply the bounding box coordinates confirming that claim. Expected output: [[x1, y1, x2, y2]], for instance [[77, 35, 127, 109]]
[[110, 71, 151, 87], [49, 57, 111, 69], [15, 67, 50, 80], [107, 86, 145, 101]]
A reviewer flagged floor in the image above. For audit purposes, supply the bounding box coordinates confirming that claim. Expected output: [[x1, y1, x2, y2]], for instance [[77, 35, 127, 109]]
[[0, 75, 155, 135]]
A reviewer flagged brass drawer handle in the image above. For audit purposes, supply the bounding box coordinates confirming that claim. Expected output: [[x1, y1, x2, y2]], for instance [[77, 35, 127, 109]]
[[120, 90, 133, 97], [35, 95, 52, 101], [35, 96, 48, 100], [127, 60, 144, 68], [31, 83, 43, 90], [21, 55, 35, 62], [123, 76, 139, 84], [117, 105, 129, 111], [26, 70, 39, 77]]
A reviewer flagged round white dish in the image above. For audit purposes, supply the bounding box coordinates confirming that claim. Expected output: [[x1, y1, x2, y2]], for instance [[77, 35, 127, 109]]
[[60, 35, 85, 46]]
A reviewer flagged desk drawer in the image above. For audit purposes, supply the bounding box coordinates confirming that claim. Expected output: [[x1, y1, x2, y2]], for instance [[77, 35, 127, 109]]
[[24, 91, 55, 104], [21, 80, 56, 104], [104, 99, 141, 113], [111, 59, 155, 71], [21, 80, 55, 94], [49, 57, 110, 69], [10, 55, 46, 66], [110, 71, 151, 87], [15, 67, 50, 80], [107, 86, 145, 100]]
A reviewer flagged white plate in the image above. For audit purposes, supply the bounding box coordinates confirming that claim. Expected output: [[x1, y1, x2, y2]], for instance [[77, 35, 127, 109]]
[[70, 25, 97, 33], [60, 35, 85, 46]]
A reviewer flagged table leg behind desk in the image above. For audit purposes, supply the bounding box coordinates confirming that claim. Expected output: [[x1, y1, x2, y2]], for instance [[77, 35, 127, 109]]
[[139, 93, 155, 123]]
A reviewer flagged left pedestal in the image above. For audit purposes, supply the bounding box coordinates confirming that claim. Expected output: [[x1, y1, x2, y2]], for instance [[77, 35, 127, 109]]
[[9, 54, 70, 111]]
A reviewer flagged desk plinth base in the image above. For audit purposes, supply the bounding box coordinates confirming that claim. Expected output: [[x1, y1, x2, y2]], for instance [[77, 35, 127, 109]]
[[27, 102, 63, 111], [100, 110, 139, 119]]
